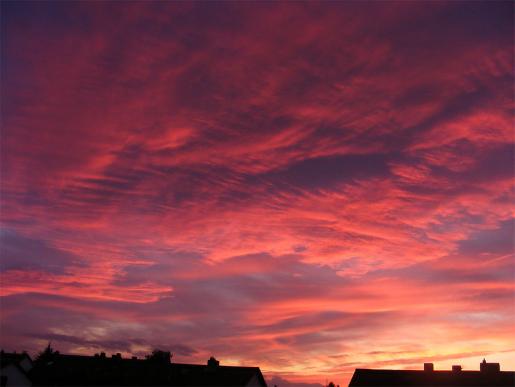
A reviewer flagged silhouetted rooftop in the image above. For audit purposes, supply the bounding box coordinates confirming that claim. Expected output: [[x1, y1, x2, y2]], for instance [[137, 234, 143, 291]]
[[30, 353, 267, 387], [349, 362, 515, 386], [0, 351, 31, 368]]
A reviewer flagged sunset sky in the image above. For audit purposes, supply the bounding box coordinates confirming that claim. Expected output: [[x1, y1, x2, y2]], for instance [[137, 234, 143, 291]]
[[1, 1, 514, 386]]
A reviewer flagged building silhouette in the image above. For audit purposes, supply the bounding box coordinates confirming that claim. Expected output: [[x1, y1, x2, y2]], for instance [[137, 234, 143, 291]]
[[348, 360, 515, 386], [1, 349, 267, 387], [0, 351, 34, 387], [4, 349, 515, 387]]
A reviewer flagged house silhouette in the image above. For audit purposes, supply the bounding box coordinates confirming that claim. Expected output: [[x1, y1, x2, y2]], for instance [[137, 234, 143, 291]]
[[5, 349, 267, 387], [348, 360, 515, 386], [0, 351, 34, 387]]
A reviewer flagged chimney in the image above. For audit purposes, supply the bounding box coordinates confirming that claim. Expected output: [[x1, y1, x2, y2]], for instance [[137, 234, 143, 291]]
[[452, 365, 462, 372], [207, 357, 220, 367], [480, 359, 500, 373], [424, 363, 434, 372]]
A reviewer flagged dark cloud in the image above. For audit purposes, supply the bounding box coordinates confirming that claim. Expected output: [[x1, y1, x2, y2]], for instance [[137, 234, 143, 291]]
[[257, 153, 392, 190], [267, 375, 323, 387], [0, 229, 83, 273], [26, 332, 197, 357], [458, 219, 514, 256]]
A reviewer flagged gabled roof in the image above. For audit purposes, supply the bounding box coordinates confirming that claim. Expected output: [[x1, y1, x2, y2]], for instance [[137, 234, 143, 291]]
[[0, 352, 32, 369], [171, 362, 267, 386], [0, 351, 33, 385], [29, 353, 267, 387], [348, 368, 515, 386]]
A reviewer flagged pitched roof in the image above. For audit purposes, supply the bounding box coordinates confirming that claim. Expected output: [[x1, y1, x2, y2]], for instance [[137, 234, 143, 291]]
[[170, 363, 267, 386], [0, 352, 32, 368], [348, 368, 515, 386], [29, 353, 267, 387], [0, 351, 34, 385]]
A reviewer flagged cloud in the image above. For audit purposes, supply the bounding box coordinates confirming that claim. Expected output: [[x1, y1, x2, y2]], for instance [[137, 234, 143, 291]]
[[458, 219, 514, 257], [0, 229, 84, 274], [26, 332, 197, 357], [266, 375, 323, 387], [1, 1, 513, 386]]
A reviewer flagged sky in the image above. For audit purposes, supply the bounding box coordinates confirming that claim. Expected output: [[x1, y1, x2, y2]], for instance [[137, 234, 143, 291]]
[[0, 1, 514, 386]]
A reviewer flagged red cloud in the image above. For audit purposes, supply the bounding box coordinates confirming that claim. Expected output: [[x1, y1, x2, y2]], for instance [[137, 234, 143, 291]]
[[1, 2, 513, 386]]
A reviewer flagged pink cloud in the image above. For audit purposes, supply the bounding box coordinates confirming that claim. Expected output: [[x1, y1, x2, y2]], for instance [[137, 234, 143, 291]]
[[1, 2, 513, 386]]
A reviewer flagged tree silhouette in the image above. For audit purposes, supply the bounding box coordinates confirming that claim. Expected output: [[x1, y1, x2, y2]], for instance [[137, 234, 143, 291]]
[[35, 343, 59, 365], [145, 349, 172, 364]]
